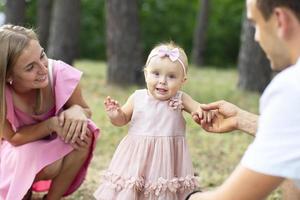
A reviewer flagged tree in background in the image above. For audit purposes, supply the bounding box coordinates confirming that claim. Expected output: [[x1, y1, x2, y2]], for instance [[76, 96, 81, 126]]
[[22, 0, 244, 67], [237, 14, 271, 93], [106, 0, 144, 85], [21, 0, 246, 68], [37, 0, 52, 50], [204, 0, 244, 66], [191, 0, 210, 67], [47, 0, 80, 65], [140, 0, 199, 63], [80, 0, 105, 60], [4, 0, 25, 25]]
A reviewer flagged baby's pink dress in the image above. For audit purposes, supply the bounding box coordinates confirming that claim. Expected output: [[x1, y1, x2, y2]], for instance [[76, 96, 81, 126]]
[[0, 59, 100, 200], [94, 89, 197, 200]]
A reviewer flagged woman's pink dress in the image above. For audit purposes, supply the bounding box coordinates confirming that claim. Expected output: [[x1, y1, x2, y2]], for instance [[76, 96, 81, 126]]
[[0, 59, 100, 200], [94, 89, 197, 200]]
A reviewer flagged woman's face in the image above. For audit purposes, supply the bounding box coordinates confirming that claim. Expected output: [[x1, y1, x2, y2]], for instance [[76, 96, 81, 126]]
[[8, 39, 49, 92]]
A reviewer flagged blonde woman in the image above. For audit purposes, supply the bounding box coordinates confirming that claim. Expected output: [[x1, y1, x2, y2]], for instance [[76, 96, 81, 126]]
[[0, 24, 99, 200]]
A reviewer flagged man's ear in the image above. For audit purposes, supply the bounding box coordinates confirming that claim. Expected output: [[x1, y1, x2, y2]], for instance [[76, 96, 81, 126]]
[[144, 69, 148, 80], [274, 8, 292, 39]]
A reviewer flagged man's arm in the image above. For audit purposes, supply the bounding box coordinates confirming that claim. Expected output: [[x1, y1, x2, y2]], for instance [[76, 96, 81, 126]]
[[237, 109, 258, 136], [189, 165, 283, 200]]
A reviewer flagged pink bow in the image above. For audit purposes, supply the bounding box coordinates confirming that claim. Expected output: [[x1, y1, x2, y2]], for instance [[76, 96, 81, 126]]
[[146, 45, 187, 77], [157, 47, 180, 62]]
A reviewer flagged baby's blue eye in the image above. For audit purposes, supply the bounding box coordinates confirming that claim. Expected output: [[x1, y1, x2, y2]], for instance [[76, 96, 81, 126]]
[[169, 74, 176, 79], [152, 71, 159, 76]]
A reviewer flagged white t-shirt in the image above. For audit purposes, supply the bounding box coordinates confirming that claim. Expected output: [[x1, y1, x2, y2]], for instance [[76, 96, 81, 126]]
[[241, 58, 300, 187]]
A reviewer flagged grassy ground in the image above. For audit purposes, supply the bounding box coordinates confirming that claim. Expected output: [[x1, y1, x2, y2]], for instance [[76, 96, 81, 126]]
[[58, 60, 282, 199]]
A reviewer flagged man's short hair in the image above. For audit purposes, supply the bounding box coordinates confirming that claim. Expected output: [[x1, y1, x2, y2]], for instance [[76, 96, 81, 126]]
[[257, 0, 300, 21]]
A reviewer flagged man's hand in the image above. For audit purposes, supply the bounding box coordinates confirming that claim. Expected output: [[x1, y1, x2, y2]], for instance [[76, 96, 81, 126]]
[[193, 100, 240, 133]]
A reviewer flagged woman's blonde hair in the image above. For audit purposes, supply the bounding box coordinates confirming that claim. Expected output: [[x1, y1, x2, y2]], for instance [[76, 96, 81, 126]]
[[0, 24, 38, 139]]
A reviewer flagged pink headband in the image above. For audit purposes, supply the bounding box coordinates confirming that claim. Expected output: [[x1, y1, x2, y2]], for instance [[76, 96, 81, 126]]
[[146, 46, 186, 77]]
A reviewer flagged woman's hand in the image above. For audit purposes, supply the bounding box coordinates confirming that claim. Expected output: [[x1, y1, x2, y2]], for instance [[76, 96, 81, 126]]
[[47, 116, 64, 138], [58, 105, 88, 143], [70, 129, 92, 150]]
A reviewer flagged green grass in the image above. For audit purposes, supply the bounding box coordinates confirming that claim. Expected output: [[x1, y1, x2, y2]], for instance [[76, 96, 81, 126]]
[[62, 60, 282, 199]]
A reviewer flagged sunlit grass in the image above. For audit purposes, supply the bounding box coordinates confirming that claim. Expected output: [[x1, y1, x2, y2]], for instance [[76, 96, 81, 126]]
[[63, 60, 281, 200]]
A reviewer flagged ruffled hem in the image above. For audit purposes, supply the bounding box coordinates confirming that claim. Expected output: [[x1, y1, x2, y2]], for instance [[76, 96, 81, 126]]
[[95, 171, 198, 198], [94, 134, 196, 199]]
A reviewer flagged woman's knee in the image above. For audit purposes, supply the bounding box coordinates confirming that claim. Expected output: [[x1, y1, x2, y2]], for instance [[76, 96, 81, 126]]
[[76, 137, 92, 155], [73, 132, 93, 158]]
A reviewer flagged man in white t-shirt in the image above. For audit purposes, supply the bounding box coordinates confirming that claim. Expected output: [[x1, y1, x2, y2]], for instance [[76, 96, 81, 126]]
[[187, 0, 300, 199], [0, 13, 5, 26]]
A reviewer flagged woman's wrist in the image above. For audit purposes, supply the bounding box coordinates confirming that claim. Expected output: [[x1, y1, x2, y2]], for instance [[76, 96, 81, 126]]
[[71, 104, 92, 119], [46, 118, 53, 133], [46, 117, 57, 133]]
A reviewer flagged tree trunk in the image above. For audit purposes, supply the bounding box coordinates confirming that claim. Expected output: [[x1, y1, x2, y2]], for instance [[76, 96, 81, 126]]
[[47, 0, 80, 65], [105, 0, 144, 86], [37, 0, 52, 50], [191, 0, 210, 67], [4, 0, 26, 25], [237, 14, 271, 93]]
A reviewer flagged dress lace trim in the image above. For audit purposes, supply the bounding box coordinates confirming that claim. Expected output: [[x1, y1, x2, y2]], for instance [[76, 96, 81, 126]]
[[101, 171, 198, 197]]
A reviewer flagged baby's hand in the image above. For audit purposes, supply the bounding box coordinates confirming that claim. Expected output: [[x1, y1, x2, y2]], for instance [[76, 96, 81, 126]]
[[203, 110, 216, 124], [192, 107, 204, 124], [192, 106, 215, 125], [104, 96, 122, 118]]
